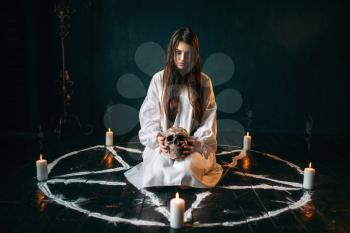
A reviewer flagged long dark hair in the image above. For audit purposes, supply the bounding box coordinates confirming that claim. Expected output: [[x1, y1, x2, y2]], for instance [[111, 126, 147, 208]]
[[162, 27, 204, 127]]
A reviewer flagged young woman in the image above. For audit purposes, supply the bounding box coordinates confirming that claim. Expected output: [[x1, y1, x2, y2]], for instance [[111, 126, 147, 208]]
[[124, 27, 222, 189]]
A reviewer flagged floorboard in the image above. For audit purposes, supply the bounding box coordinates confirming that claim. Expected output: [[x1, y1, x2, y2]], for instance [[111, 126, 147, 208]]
[[1, 132, 349, 233]]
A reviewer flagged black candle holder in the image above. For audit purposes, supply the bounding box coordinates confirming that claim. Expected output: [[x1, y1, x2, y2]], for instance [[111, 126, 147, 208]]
[[53, 4, 92, 138]]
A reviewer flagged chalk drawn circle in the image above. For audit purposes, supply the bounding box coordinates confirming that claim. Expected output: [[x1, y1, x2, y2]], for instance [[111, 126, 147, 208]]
[[38, 144, 310, 227]]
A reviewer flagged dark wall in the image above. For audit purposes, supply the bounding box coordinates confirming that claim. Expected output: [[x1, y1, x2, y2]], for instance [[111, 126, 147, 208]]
[[4, 0, 349, 140]]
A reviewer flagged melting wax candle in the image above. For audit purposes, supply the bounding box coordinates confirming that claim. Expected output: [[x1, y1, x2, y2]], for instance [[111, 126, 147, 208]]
[[170, 192, 185, 228], [303, 162, 315, 189], [106, 128, 114, 146], [36, 154, 48, 181], [243, 132, 252, 150]]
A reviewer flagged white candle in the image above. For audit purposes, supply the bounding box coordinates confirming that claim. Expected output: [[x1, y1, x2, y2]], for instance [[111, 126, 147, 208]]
[[243, 132, 252, 150], [105, 128, 114, 146], [170, 192, 185, 229], [36, 154, 48, 181], [303, 162, 315, 189]]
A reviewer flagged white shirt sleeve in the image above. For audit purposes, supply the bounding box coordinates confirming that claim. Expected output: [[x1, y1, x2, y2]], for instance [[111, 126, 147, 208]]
[[138, 73, 162, 149]]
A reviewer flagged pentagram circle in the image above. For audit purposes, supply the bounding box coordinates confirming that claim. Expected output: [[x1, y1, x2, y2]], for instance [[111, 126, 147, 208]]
[[37, 144, 311, 227]]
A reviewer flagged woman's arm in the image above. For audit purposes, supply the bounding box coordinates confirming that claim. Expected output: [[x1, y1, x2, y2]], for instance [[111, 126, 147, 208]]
[[138, 73, 163, 149]]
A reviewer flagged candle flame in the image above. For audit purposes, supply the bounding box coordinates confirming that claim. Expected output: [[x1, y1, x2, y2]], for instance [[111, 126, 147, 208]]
[[246, 132, 250, 136], [309, 162, 312, 168], [40, 154, 43, 160], [108, 128, 111, 132], [176, 192, 179, 199]]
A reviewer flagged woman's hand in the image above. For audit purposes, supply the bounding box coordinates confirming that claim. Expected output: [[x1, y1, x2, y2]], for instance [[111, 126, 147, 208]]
[[157, 134, 168, 154], [182, 137, 198, 156]]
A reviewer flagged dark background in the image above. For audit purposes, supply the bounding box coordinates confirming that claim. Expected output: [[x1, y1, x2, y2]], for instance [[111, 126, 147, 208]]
[[1, 2, 350, 232], [3, 0, 349, 147]]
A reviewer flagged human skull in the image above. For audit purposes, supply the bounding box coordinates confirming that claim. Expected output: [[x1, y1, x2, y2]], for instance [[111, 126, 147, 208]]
[[162, 127, 189, 160]]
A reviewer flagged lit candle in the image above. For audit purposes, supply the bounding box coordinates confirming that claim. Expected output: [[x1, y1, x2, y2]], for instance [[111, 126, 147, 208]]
[[170, 192, 185, 229], [105, 128, 114, 146], [303, 162, 315, 189], [243, 132, 252, 150], [36, 154, 48, 181]]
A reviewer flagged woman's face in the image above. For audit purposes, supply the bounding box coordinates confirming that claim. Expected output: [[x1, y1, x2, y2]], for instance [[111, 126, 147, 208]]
[[174, 41, 195, 74]]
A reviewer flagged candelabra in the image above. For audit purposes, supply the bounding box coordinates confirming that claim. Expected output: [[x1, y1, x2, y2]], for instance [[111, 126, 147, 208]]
[[53, 4, 83, 138]]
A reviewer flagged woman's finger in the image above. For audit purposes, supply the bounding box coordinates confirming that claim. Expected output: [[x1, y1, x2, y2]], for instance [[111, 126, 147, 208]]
[[161, 149, 168, 154]]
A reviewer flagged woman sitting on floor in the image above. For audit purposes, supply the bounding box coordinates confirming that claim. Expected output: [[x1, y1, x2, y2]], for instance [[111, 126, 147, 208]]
[[124, 27, 222, 189]]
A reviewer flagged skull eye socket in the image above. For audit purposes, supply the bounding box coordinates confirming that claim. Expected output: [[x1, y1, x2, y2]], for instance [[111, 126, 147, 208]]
[[166, 135, 174, 142], [176, 135, 187, 141]]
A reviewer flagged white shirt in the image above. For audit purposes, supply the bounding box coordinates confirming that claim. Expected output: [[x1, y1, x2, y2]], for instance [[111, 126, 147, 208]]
[[124, 70, 223, 189]]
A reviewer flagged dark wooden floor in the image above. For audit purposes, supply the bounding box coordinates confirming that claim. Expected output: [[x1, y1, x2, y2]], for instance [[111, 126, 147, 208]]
[[1, 132, 349, 233]]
